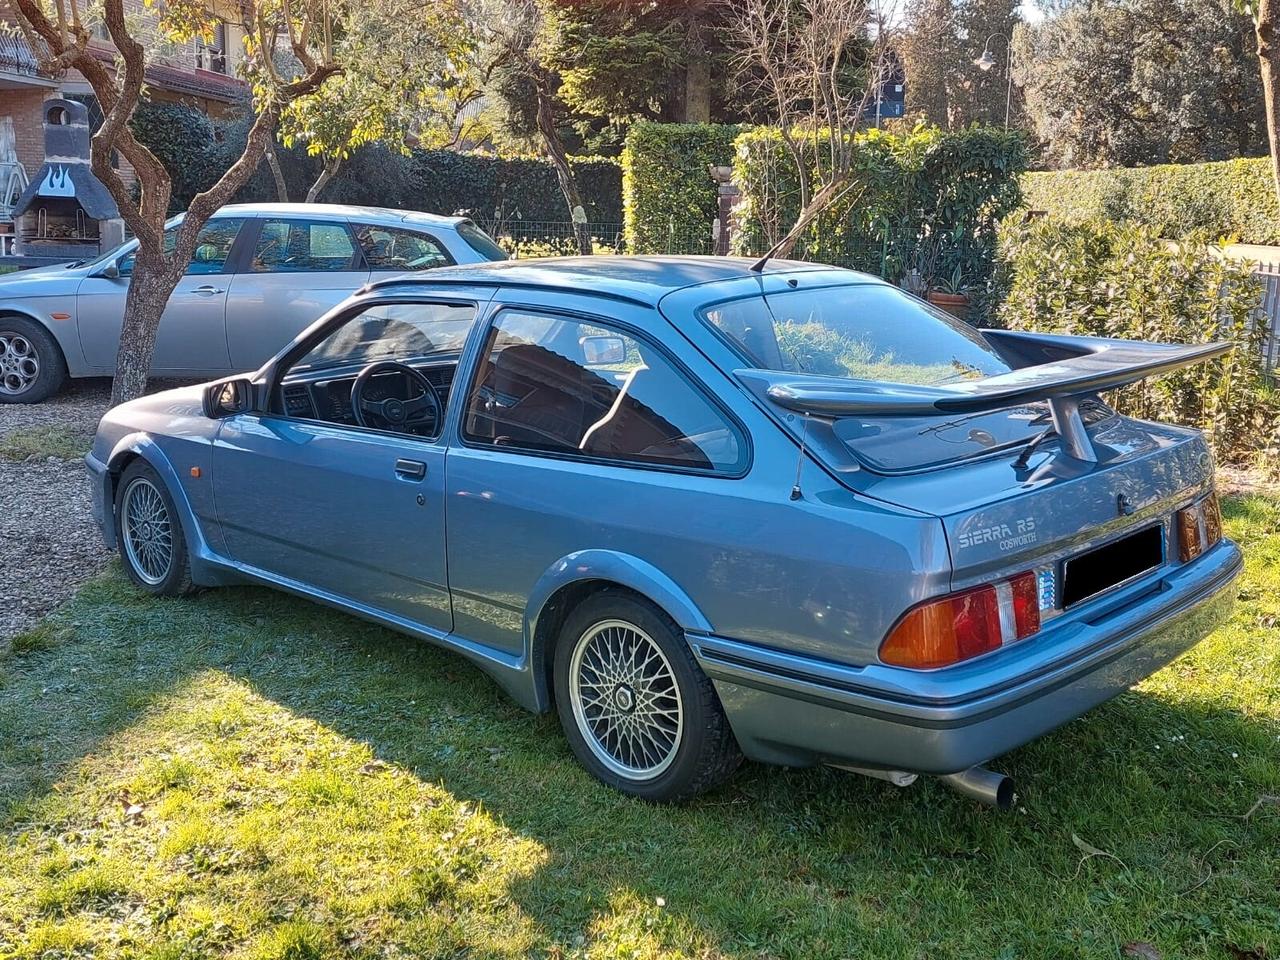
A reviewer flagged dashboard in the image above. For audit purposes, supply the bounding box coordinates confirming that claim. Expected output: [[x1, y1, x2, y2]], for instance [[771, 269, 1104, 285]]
[[278, 361, 457, 428]]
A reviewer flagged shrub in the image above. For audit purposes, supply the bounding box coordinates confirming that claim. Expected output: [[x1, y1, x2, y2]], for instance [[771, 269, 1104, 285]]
[[997, 217, 1275, 466], [1021, 159, 1280, 245], [731, 125, 1027, 317], [621, 122, 742, 254]]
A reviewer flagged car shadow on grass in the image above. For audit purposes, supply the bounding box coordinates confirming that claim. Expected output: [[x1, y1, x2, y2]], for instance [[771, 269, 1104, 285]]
[[1, 500, 1278, 957]]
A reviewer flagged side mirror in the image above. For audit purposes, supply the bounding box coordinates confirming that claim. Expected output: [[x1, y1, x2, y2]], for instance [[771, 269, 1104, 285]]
[[100, 261, 120, 279], [581, 335, 627, 365], [202, 377, 255, 419]]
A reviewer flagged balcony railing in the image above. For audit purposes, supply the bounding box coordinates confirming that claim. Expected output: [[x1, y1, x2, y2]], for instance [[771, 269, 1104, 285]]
[[0, 33, 46, 78]]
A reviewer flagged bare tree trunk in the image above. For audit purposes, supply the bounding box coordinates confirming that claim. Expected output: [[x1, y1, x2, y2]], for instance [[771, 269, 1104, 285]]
[[1257, 0, 1280, 210], [109, 253, 185, 406], [305, 155, 341, 202], [774, 177, 850, 259], [265, 139, 290, 202], [535, 87, 592, 256]]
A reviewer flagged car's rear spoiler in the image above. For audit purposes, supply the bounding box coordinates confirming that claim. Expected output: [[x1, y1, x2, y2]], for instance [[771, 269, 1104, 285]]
[[737, 330, 1232, 463]]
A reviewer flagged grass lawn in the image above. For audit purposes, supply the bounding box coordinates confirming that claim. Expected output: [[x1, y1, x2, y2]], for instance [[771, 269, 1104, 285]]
[[0, 425, 96, 462], [0, 497, 1277, 959]]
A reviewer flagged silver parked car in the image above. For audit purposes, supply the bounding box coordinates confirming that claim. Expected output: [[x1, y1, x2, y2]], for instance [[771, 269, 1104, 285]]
[[0, 202, 508, 403]]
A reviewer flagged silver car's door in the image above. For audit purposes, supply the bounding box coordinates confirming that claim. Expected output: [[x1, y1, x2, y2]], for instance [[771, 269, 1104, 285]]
[[75, 217, 247, 375], [224, 216, 370, 372]]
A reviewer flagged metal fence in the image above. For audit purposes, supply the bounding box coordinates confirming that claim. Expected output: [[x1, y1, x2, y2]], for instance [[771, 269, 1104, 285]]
[[1253, 262, 1280, 378]]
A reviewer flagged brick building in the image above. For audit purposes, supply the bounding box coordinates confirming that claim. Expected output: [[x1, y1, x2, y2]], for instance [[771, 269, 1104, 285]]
[[1, 0, 248, 238]]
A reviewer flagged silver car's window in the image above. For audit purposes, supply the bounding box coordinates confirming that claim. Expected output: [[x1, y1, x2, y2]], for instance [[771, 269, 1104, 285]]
[[296, 302, 475, 370], [702, 284, 1010, 385], [119, 218, 245, 277], [455, 220, 508, 261], [356, 225, 454, 271], [250, 218, 357, 273], [462, 309, 746, 473]]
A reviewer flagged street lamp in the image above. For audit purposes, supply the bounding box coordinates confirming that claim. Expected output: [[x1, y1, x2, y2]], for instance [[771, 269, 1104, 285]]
[[974, 33, 1014, 130]]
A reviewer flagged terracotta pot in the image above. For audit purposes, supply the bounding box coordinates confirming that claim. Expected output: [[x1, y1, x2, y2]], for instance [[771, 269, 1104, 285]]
[[926, 289, 970, 320]]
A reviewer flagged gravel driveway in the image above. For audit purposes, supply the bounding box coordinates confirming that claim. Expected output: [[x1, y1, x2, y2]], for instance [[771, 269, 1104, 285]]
[[1, 380, 116, 643]]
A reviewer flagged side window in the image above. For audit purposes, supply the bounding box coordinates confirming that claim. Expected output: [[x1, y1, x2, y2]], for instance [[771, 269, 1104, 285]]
[[463, 310, 747, 473], [251, 218, 356, 273], [120, 218, 244, 277], [356, 225, 454, 271]]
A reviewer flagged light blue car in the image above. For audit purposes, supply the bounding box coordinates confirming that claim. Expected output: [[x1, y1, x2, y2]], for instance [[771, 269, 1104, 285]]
[[87, 257, 1242, 806]]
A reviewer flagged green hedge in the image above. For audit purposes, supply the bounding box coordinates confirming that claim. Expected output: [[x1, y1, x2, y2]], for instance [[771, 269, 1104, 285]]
[[131, 101, 623, 229], [621, 122, 742, 254], [731, 125, 1026, 308], [997, 218, 1274, 466], [1021, 159, 1280, 245]]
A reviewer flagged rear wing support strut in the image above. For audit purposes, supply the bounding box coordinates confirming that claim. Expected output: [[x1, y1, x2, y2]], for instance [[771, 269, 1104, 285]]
[[1048, 396, 1097, 462]]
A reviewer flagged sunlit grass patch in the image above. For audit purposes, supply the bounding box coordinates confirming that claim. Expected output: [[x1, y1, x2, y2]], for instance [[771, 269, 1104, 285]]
[[0, 494, 1274, 957], [0, 424, 94, 462]]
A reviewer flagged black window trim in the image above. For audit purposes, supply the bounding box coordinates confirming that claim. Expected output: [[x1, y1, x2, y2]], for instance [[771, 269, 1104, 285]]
[[261, 295, 484, 446], [456, 302, 753, 480]]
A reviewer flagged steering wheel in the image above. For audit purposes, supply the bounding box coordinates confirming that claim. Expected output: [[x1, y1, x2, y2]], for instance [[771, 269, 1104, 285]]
[[351, 360, 442, 435]]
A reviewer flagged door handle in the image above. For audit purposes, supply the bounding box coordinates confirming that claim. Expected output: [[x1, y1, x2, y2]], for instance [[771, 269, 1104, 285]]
[[192, 284, 224, 296], [394, 458, 427, 480]]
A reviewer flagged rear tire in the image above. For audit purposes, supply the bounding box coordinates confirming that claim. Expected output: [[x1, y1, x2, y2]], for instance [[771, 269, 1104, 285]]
[[113, 460, 196, 597], [553, 589, 742, 802], [0, 316, 67, 404]]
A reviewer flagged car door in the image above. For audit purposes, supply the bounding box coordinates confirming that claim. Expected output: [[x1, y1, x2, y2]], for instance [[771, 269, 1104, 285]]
[[75, 217, 246, 375], [223, 216, 370, 372], [210, 297, 484, 635]]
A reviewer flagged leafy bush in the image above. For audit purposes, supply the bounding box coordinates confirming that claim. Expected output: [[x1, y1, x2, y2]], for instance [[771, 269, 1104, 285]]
[[621, 122, 742, 254], [131, 101, 623, 232], [1021, 159, 1280, 245], [731, 125, 1027, 315], [997, 217, 1275, 466]]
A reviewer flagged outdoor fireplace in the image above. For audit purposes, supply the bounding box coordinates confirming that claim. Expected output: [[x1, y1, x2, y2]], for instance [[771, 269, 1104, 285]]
[[12, 99, 124, 261]]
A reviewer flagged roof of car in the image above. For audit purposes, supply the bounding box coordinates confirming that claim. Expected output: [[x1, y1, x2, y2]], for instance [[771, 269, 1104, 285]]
[[366, 255, 884, 306], [214, 203, 464, 227]]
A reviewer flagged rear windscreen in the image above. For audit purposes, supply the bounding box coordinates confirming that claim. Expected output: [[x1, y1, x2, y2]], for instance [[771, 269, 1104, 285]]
[[702, 284, 1057, 472]]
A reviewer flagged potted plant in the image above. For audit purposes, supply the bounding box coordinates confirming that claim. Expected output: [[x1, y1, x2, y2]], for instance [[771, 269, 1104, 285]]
[[925, 263, 972, 319]]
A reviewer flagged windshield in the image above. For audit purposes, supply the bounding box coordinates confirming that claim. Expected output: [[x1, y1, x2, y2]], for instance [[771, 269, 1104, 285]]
[[702, 283, 1011, 385], [455, 220, 509, 261]]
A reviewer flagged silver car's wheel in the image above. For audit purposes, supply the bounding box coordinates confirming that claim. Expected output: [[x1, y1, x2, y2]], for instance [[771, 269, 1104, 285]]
[[121, 476, 174, 586], [569, 618, 684, 781], [0, 331, 40, 396]]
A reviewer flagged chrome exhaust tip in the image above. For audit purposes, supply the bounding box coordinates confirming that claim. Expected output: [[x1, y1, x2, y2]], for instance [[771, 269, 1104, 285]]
[[938, 766, 1015, 810]]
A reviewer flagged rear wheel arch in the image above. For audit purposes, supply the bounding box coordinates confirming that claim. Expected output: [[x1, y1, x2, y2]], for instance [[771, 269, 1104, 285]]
[[526, 558, 712, 713]]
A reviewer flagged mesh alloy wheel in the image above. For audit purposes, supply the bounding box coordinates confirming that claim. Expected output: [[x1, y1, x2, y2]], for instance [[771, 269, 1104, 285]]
[[120, 476, 174, 586], [568, 618, 685, 781]]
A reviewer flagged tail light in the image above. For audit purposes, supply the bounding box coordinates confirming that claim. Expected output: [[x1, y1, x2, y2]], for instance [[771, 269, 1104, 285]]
[[1178, 492, 1222, 563], [880, 570, 1041, 670]]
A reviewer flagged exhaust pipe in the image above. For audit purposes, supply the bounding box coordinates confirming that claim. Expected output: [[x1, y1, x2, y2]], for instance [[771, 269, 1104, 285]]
[[938, 766, 1015, 810]]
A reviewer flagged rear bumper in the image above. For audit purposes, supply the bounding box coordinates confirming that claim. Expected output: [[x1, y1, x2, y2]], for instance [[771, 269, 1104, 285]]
[[691, 540, 1242, 774]]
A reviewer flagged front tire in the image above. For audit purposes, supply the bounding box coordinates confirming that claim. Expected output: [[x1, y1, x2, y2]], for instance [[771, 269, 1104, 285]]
[[114, 461, 195, 597], [553, 590, 742, 802], [0, 316, 67, 404]]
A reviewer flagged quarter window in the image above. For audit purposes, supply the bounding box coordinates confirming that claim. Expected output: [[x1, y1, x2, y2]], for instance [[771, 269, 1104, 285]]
[[251, 219, 357, 273], [463, 310, 746, 473], [356, 225, 453, 271]]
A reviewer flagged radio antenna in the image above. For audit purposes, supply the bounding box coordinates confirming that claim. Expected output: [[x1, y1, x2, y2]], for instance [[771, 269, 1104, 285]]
[[790, 413, 810, 501]]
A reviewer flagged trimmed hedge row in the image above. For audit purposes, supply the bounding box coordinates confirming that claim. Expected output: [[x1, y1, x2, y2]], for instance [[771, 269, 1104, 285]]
[[621, 122, 742, 254], [997, 217, 1273, 467], [1021, 159, 1280, 245], [131, 101, 623, 228], [731, 125, 1027, 304]]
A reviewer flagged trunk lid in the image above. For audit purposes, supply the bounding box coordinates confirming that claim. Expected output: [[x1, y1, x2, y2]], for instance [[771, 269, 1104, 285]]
[[857, 414, 1214, 590]]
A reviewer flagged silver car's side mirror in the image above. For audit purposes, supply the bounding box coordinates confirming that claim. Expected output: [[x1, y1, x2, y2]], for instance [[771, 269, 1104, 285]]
[[100, 261, 120, 279]]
